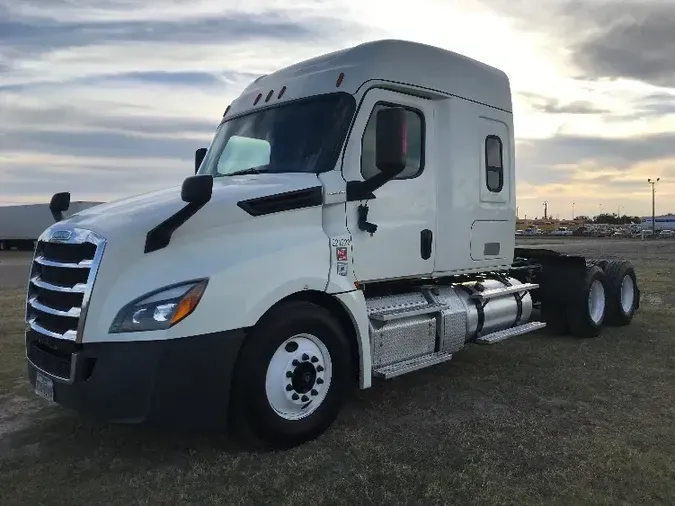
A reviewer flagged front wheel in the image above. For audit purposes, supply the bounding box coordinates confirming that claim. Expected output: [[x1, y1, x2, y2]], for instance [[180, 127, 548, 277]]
[[230, 300, 352, 449]]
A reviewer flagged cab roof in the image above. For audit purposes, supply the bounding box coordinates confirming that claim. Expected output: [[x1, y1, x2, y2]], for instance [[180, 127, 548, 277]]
[[229, 39, 512, 116]]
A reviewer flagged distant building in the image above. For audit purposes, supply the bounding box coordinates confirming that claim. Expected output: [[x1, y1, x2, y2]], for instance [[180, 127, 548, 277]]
[[641, 215, 675, 231]]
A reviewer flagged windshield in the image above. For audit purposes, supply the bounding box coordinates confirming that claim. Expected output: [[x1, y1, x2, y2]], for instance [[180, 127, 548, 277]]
[[198, 92, 356, 177]]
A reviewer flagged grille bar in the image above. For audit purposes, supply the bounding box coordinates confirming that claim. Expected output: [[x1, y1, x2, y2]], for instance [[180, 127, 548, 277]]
[[34, 255, 93, 269], [30, 275, 87, 293], [27, 318, 78, 341], [28, 296, 82, 318]]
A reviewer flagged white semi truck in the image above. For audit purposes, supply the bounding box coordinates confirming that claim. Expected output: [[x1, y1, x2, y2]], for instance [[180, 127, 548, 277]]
[[24, 39, 641, 449]]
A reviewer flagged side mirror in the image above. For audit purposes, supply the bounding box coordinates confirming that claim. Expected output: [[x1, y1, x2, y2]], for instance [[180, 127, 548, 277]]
[[375, 107, 408, 176], [49, 192, 71, 222], [181, 174, 213, 205], [195, 148, 207, 174]]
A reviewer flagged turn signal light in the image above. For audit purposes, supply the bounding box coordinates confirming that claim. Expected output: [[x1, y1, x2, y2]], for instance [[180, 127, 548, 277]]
[[170, 281, 208, 325]]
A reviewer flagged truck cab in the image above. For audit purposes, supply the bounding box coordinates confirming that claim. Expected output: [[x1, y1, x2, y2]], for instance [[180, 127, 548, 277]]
[[25, 39, 641, 449]]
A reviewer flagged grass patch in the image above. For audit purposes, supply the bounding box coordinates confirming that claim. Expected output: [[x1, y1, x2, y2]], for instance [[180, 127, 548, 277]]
[[1, 241, 675, 505]]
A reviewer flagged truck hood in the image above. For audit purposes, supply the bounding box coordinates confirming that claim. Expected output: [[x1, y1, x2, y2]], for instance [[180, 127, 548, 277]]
[[61, 173, 322, 240]]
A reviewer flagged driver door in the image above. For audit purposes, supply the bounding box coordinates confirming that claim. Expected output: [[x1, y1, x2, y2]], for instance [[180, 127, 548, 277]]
[[342, 88, 437, 282]]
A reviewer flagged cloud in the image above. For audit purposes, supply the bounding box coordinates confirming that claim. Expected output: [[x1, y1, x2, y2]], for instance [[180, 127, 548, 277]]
[[568, 1, 675, 88], [478, 0, 675, 89], [518, 132, 675, 171], [0, 1, 377, 87], [516, 92, 610, 115], [1, 12, 334, 56], [514, 131, 675, 218], [0, 1, 381, 205], [609, 92, 675, 120], [0, 151, 193, 204]]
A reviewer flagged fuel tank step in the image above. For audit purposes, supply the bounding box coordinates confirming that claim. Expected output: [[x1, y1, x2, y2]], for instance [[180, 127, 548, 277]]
[[373, 351, 454, 379], [470, 283, 539, 301], [475, 321, 547, 345], [368, 302, 447, 322]]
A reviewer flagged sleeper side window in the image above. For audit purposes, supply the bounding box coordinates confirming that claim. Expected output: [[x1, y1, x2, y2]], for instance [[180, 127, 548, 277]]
[[361, 103, 424, 180], [485, 135, 504, 193]]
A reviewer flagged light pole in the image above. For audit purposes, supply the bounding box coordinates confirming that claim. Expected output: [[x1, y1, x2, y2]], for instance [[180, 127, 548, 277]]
[[648, 178, 660, 234], [543, 201, 548, 220], [572, 202, 575, 220]]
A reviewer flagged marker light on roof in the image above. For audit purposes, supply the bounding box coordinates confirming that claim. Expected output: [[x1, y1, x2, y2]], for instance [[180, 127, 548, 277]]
[[265, 89, 274, 102], [254, 93, 262, 105], [278, 86, 287, 99], [336, 72, 345, 87]]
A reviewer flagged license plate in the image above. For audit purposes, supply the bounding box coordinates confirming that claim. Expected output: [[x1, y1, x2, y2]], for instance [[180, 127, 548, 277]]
[[35, 373, 54, 402]]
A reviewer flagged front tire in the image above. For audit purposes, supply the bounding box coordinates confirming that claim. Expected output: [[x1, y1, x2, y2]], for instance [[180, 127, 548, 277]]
[[230, 300, 352, 449]]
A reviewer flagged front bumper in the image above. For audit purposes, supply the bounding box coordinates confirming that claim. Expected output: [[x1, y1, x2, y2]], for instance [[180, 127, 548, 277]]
[[26, 328, 246, 430]]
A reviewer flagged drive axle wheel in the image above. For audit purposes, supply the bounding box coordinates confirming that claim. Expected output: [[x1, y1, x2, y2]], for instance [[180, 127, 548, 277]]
[[603, 260, 639, 326], [567, 265, 608, 338], [230, 300, 351, 450]]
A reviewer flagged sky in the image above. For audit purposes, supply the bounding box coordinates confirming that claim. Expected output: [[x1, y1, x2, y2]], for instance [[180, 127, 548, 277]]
[[1, 0, 674, 219]]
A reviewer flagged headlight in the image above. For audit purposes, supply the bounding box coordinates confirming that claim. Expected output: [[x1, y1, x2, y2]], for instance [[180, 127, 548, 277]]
[[109, 279, 208, 333]]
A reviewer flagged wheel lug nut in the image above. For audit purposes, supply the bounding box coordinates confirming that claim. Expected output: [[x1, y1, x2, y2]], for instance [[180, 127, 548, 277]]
[[292, 359, 299, 366], [316, 365, 324, 372], [316, 378, 324, 385], [301, 395, 309, 402], [286, 371, 293, 378], [311, 356, 318, 363], [286, 384, 293, 391], [311, 389, 318, 396], [302, 353, 309, 361], [292, 393, 299, 400]]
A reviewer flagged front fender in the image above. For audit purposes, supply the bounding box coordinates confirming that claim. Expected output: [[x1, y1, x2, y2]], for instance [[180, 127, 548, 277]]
[[82, 209, 330, 343]]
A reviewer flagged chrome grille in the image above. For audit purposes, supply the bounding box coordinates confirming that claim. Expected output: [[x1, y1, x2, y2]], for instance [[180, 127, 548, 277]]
[[25, 227, 106, 346]]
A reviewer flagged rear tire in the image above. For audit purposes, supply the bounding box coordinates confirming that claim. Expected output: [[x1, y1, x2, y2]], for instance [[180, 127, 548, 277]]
[[603, 260, 639, 326], [589, 258, 609, 271], [230, 300, 352, 450], [567, 265, 608, 338]]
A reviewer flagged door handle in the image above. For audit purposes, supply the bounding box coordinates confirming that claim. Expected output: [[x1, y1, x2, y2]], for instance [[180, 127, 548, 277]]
[[420, 229, 433, 260]]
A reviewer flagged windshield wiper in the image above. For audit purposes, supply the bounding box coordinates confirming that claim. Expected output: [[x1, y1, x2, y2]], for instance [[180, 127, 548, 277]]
[[223, 167, 270, 176]]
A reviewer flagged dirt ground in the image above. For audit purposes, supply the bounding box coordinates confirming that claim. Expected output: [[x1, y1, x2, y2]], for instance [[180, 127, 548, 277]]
[[0, 251, 32, 289], [1, 238, 674, 505]]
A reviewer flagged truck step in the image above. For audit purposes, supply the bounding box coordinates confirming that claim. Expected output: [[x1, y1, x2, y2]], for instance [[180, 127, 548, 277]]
[[373, 351, 454, 379], [475, 321, 547, 345], [369, 303, 447, 322], [471, 283, 539, 301]]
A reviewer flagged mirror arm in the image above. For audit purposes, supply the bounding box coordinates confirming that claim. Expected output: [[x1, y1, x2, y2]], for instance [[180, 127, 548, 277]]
[[347, 170, 403, 236], [345, 171, 400, 201]]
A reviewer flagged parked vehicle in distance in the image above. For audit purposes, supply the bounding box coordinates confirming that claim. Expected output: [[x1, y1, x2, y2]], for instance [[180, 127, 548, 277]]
[[550, 227, 573, 236]]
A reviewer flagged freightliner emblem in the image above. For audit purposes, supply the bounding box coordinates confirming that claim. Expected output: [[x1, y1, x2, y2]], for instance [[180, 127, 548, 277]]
[[51, 229, 72, 242]]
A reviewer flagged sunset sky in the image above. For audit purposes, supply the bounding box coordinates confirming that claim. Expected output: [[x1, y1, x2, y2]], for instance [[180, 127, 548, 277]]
[[2, 0, 673, 219]]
